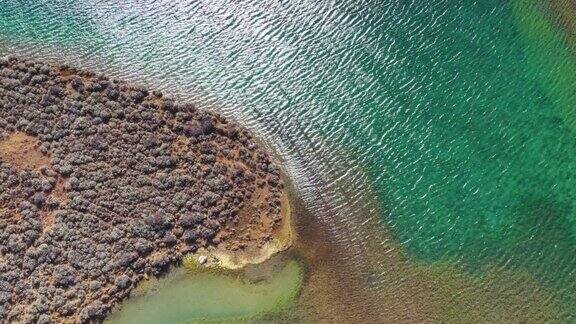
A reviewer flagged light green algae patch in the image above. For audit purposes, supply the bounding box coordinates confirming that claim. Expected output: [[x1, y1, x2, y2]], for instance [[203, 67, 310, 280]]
[[105, 258, 303, 324]]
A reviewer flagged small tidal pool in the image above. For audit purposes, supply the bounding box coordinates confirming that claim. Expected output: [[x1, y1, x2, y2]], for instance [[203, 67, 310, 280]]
[[105, 257, 304, 323]]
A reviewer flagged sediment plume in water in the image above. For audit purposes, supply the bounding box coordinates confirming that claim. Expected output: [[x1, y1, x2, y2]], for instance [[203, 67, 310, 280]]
[[0, 56, 286, 323]]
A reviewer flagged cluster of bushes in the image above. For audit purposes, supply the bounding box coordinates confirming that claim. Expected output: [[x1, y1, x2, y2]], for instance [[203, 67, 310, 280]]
[[0, 56, 283, 323]]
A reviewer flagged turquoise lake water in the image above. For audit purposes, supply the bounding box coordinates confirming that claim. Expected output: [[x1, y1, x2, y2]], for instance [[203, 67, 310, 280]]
[[2, 0, 576, 320]]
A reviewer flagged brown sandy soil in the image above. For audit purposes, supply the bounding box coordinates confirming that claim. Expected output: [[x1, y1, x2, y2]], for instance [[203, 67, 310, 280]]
[[0, 131, 67, 229], [189, 188, 292, 270], [0, 132, 49, 170]]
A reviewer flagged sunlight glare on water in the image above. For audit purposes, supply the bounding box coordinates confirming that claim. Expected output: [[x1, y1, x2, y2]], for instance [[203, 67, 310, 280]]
[[2, 0, 576, 321]]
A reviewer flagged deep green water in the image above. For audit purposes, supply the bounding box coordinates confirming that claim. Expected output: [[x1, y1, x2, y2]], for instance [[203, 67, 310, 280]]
[[2, 0, 576, 320]]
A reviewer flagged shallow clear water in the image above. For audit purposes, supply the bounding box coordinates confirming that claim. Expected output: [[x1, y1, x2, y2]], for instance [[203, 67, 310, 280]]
[[105, 259, 303, 323], [2, 0, 576, 321]]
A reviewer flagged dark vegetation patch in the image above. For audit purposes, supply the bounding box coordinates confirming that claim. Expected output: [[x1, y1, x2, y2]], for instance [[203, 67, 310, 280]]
[[0, 56, 284, 323]]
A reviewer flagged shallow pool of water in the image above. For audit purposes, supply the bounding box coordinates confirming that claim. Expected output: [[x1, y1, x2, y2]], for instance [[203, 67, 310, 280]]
[[105, 258, 303, 323]]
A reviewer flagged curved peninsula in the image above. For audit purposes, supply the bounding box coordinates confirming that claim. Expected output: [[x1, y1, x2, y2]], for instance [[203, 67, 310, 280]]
[[0, 56, 290, 323]]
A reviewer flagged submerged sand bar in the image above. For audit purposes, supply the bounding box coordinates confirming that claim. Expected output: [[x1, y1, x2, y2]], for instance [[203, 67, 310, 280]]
[[0, 56, 290, 323]]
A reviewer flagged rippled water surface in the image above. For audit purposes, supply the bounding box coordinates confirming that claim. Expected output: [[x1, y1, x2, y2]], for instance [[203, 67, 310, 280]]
[[2, 0, 576, 321]]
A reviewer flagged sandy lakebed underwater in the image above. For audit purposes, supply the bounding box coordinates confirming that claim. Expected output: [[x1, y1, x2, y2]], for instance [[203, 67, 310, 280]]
[[3, 0, 576, 322]]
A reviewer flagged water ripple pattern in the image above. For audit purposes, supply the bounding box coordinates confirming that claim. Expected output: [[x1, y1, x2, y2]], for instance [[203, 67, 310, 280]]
[[2, 0, 576, 320]]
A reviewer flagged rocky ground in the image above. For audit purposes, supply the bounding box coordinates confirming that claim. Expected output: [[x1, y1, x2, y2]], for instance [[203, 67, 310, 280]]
[[0, 56, 285, 323]]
